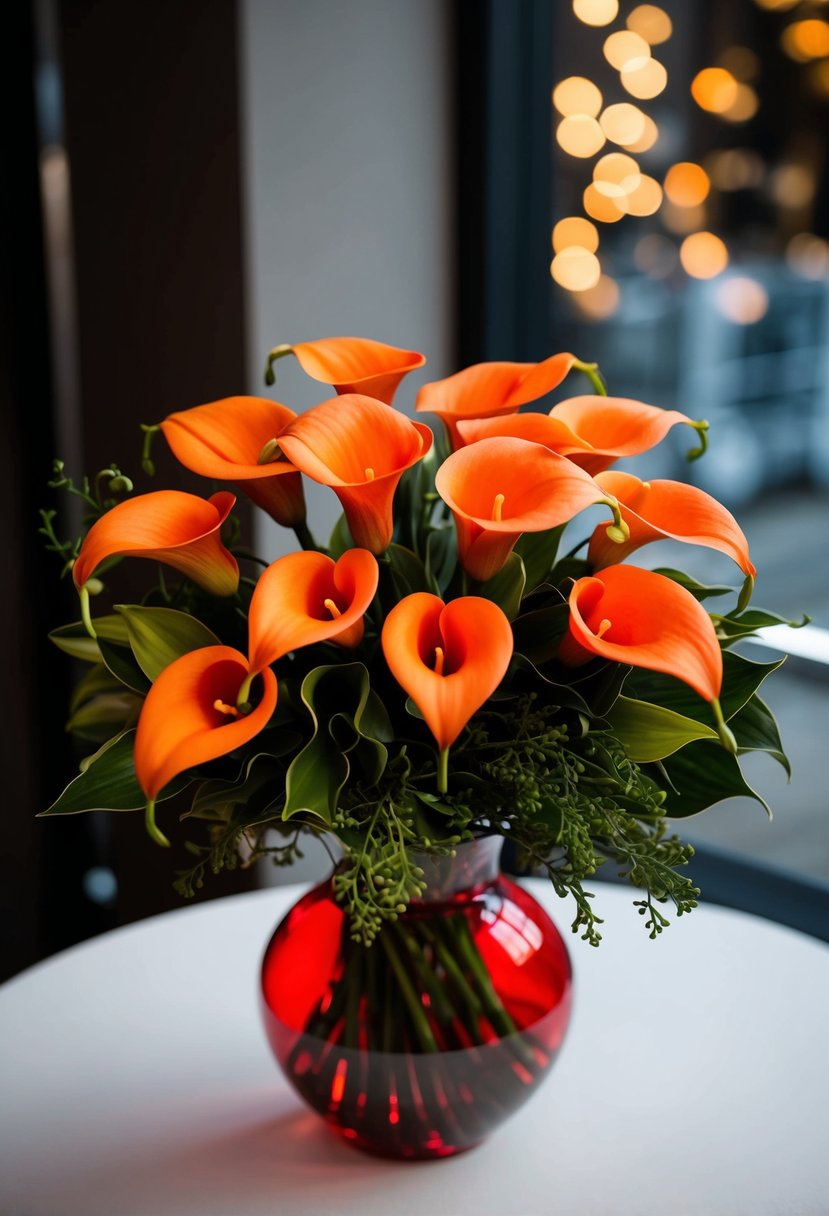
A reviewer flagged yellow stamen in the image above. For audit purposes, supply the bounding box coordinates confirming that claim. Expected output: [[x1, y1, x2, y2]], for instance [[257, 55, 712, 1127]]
[[214, 699, 240, 718], [364, 467, 375, 481], [324, 597, 342, 619], [492, 493, 505, 523], [257, 438, 283, 465], [433, 646, 445, 676], [595, 618, 613, 639]]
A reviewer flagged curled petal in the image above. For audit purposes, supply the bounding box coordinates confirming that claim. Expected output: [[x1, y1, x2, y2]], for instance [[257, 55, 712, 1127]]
[[247, 549, 379, 675], [416, 353, 576, 447], [285, 336, 426, 405], [73, 490, 239, 596], [559, 565, 723, 703], [381, 594, 514, 751], [589, 472, 757, 578], [435, 437, 611, 581], [134, 645, 277, 800], [278, 395, 432, 553], [160, 397, 306, 526]]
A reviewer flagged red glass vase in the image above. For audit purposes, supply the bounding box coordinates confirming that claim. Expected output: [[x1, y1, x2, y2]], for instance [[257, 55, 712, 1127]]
[[260, 837, 573, 1159]]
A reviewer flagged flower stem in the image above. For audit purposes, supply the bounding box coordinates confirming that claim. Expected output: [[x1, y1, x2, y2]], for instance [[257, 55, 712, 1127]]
[[79, 585, 97, 639], [437, 747, 449, 795], [144, 799, 170, 848], [293, 520, 318, 551]]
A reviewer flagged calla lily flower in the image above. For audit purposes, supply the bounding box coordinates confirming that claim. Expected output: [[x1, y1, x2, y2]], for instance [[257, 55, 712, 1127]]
[[247, 548, 379, 676], [415, 353, 577, 448], [434, 436, 626, 582], [457, 396, 708, 475], [277, 395, 433, 553], [73, 490, 239, 597], [160, 397, 306, 527], [134, 644, 278, 845], [265, 336, 425, 406], [559, 564, 725, 708], [381, 593, 514, 779], [587, 472, 757, 584]]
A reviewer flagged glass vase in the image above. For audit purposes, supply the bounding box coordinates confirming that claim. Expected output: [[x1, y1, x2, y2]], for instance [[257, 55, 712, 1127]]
[[260, 836, 573, 1159]]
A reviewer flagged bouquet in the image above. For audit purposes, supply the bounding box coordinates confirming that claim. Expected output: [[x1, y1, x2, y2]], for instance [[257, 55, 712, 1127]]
[[42, 335, 796, 948]]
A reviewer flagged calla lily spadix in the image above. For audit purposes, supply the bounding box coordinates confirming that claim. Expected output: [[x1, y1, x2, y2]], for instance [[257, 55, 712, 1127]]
[[434, 436, 629, 583], [73, 490, 239, 635], [558, 565, 736, 751], [381, 593, 514, 790], [247, 549, 379, 679], [457, 396, 709, 475], [264, 336, 426, 406], [134, 645, 278, 847], [160, 396, 306, 527], [588, 472, 757, 594], [277, 395, 433, 553], [415, 352, 581, 448]]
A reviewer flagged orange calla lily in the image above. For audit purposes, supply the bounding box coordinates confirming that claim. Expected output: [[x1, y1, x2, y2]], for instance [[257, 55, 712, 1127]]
[[457, 396, 708, 475], [559, 564, 723, 704], [134, 644, 277, 845], [277, 395, 433, 553], [73, 490, 239, 597], [587, 472, 757, 583], [415, 353, 578, 448], [160, 396, 306, 527], [266, 336, 425, 406], [247, 549, 379, 676], [434, 436, 625, 582], [381, 593, 513, 772]]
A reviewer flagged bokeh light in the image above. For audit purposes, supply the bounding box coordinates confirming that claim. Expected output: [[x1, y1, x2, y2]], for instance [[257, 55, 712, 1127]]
[[680, 232, 729, 278], [782, 20, 829, 62], [604, 31, 651, 71], [626, 5, 672, 45], [662, 201, 707, 234], [583, 182, 626, 222], [552, 216, 600, 253], [706, 148, 765, 191], [715, 276, 769, 324], [594, 152, 641, 192], [573, 0, 619, 27], [691, 68, 739, 113], [786, 233, 829, 279], [753, 0, 799, 10], [723, 83, 760, 123], [719, 46, 760, 81], [600, 103, 647, 146], [621, 58, 668, 99], [810, 59, 829, 98], [625, 114, 660, 153], [771, 164, 816, 208], [572, 275, 621, 319], [664, 162, 711, 207], [624, 175, 663, 215], [556, 114, 606, 157], [553, 77, 603, 118], [551, 246, 602, 290], [633, 233, 679, 277]]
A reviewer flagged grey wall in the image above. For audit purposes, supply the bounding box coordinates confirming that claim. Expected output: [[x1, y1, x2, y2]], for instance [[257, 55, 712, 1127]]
[[240, 0, 455, 562]]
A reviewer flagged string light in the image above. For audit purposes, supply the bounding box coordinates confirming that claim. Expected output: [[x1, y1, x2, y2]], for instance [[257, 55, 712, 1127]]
[[551, 246, 602, 290], [572, 275, 621, 318], [782, 20, 829, 62], [604, 31, 651, 71], [600, 103, 647, 146], [621, 58, 668, 99], [662, 201, 707, 234], [556, 114, 606, 157], [715, 276, 769, 323], [786, 233, 829, 279], [625, 114, 659, 153], [680, 232, 729, 278], [573, 0, 619, 27], [553, 77, 603, 118], [584, 182, 627, 222], [664, 163, 711, 207], [552, 216, 600, 253], [691, 68, 739, 113], [723, 84, 759, 122], [625, 175, 663, 215], [626, 5, 672, 45]]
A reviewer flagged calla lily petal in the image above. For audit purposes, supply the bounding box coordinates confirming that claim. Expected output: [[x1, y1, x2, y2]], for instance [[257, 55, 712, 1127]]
[[415, 353, 576, 447], [73, 490, 239, 596], [435, 436, 617, 582], [559, 565, 723, 703], [269, 336, 425, 405], [160, 397, 306, 526], [588, 472, 757, 578], [134, 645, 277, 801], [277, 395, 433, 553], [381, 593, 514, 752], [247, 548, 379, 675], [459, 397, 704, 475]]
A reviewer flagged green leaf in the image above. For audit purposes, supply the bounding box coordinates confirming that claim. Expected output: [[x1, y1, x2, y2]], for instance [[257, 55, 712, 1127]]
[[97, 637, 151, 694], [187, 752, 285, 822], [512, 599, 570, 664], [385, 543, 431, 597], [654, 740, 772, 819], [651, 568, 735, 601], [66, 691, 142, 743], [606, 696, 717, 762], [39, 730, 190, 815], [627, 650, 785, 726], [479, 552, 526, 620], [49, 615, 131, 662], [515, 527, 564, 593], [728, 694, 791, 777], [713, 607, 811, 646], [328, 512, 355, 559], [283, 663, 391, 823], [115, 605, 220, 681], [424, 527, 457, 595]]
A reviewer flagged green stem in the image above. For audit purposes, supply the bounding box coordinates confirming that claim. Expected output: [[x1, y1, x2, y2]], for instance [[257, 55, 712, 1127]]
[[572, 359, 607, 396], [437, 747, 449, 795], [145, 799, 170, 848], [140, 424, 160, 477], [293, 519, 318, 551], [378, 930, 439, 1053], [79, 585, 97, 639]]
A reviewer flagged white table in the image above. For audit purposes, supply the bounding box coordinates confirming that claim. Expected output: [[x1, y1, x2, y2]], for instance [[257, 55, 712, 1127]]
[[2, 881, 828, 1216]]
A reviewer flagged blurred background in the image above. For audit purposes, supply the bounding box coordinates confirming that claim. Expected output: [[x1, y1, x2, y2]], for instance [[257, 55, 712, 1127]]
[[2, 0, 827, 982]]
